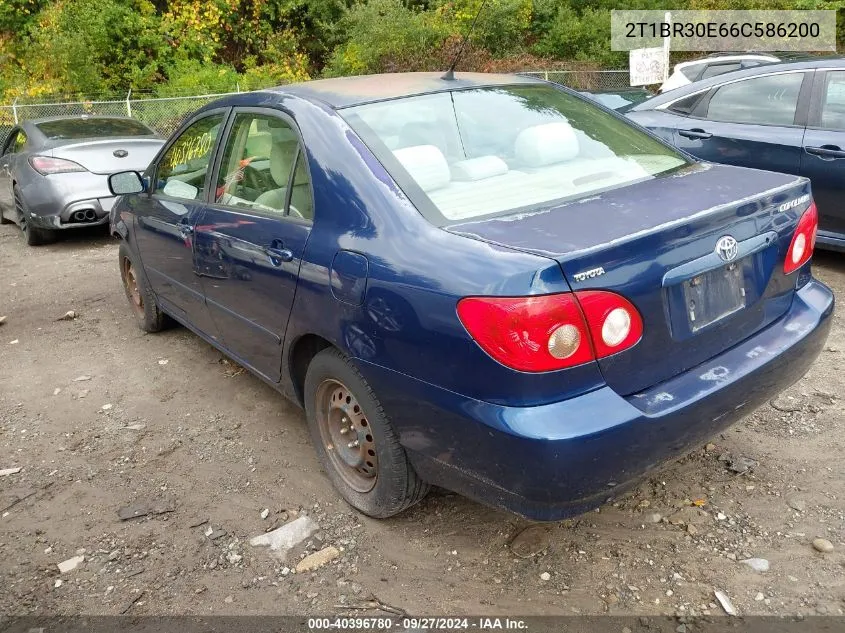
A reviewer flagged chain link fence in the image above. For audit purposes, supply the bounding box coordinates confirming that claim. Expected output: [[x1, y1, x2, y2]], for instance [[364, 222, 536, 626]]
[[0, 70, 633, 148]]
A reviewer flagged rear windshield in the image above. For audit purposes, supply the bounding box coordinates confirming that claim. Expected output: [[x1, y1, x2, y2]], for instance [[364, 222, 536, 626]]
[[36, 118, 155, 140], [340, 85, 689, 224]]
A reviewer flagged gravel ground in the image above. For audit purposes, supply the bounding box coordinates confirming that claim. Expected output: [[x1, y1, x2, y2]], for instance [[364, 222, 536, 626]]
[[1, 224, 843, 618]]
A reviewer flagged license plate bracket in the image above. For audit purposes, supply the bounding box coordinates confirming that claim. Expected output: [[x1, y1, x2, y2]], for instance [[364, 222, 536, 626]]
[[682, 260, 746, 332]]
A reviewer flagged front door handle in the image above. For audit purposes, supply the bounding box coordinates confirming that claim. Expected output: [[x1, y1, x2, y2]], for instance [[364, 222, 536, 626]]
[[178, 223, 194, 237], [804, 145, 845, 160], [264, 244, 293, 266], [678, 128, 712, 140]]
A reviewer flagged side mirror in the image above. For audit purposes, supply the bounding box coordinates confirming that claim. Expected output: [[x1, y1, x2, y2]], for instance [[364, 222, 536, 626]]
[[108, 171, 145, 195]]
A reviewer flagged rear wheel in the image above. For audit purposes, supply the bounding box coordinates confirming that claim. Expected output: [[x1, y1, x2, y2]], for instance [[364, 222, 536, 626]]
[[119, 242, 168, 332], [15, 185, 54, 246], [304, 348, 429, 518]]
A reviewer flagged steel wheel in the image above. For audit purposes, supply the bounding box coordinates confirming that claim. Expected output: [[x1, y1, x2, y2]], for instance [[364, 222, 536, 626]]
[[121, 256, 144, 318], [315, 378, 378, 493]]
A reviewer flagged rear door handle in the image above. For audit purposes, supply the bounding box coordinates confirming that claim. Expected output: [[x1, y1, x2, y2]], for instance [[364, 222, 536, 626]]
[[264, 243, 293, 265], [178, 224, 194, 237], [678, 128, 712, 140], [804, 145, 845, 160]]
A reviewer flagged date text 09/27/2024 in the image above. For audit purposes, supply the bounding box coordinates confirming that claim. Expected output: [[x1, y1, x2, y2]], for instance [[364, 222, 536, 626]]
[[307, 617, 528, 630]]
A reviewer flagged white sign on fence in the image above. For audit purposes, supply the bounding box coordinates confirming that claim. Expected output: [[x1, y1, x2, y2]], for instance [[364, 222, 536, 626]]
[[629, 46, 668, 86]]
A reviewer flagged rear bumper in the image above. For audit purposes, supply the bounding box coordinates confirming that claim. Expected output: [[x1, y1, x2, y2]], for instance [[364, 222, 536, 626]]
[[356, 279, 834, 521], [20, 172, 113, 230]]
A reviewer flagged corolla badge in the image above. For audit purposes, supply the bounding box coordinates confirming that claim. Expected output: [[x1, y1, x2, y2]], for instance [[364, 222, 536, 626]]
[[715, 235, 738, 262], [113, 149, 128, 158]]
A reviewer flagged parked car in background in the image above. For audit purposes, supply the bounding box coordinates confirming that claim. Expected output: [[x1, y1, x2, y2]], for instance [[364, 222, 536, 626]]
[[0, 116, 164, 245], [659, 52, 813, 93], [579, 87, 653, 112], [108, 72, 831, 521], [628, 57, 845, 251]]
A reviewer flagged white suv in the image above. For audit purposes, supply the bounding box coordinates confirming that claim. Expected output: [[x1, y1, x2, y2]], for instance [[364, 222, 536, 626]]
[[660, 54, 780, 93]]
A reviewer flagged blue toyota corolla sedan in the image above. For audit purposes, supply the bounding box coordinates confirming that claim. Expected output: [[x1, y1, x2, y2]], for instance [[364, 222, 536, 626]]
[[107, 72, 833, 521]]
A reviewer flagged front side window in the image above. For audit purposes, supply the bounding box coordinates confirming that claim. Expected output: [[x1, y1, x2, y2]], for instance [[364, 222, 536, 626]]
[[214, 113, 313, 220], [341, 85, 689, 223], [13, 131, 27, 153], [705, 73, 804, 126], [156, 114, 224, 201], [820, 71, 845, 131]]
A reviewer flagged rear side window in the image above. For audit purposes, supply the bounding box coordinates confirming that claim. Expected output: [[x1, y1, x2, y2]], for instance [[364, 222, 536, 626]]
[[156, 114, 224, 201], [704, 73, 804, 126], [215, 113, 313, 221], [680, 65, 702, 81], [35, 118, 155, 140], [819, 71, 845, 131], [700, 62, 741, 80], [341, 85, 689, 224]]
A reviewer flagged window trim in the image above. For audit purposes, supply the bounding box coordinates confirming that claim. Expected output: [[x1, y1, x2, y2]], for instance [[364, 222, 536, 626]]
[[149, 107, 231, 202], [206, 106, 314, 225]]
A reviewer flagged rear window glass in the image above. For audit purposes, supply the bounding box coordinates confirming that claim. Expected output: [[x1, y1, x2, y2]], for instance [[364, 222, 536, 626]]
[[35, 118, 155, 140], [341, 85, 689, 224]]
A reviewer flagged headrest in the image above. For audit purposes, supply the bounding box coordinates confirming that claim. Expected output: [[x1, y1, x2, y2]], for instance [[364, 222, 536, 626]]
[[392, 145, 450, 193], [451, 156, 508, 181], [514, 122, 579, 167], [269, 141, 298, 187]]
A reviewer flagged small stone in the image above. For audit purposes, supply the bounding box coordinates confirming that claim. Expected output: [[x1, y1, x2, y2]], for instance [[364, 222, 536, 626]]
[[726, 552, 737, 561], [295, 546, 340, 573], [622, 628, 632, 633], [787, 575, 798, 582], [102, 404, 113, 411], [510, 525, 551, 558], [0, 467, 22, 477], [226, 551, 242, 565], [787, 499, 806, 512], [54, 579, 63, 588], [645, 512, 663, 524], [539, 572, 551, 581], [57, 555, 84, 573], [73, 375, 92, 382], [812, 538, 834, 553], [676, 625, 686, 633], [686, 525, 698, 536], [158, 359, 169, 365], [727, 456, 757, 474], [53, 388, 61, 396], [57, 310, 78, 321], [77, 389, 89, 398], [224, 595, 234, 604], [9, 339, 18, 345], [260, 508, 270, 520], [0, 316, 6, 325], [716, 512, 727, 521], [754, 592, 765, 602], [250, 516, 319, 559], [714, 589, 737, 616], [666, 589, 674, 597], [739, 558, 769, 572], [705, 443, 716, 452]]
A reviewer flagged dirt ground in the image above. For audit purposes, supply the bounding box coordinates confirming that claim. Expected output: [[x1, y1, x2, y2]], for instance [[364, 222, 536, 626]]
[[1, 223, 844, 619]]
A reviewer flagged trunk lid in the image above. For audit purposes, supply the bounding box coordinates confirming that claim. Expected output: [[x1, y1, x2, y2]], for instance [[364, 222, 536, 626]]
[[447, 163, 812, 395], [49, 138, 164, 174]]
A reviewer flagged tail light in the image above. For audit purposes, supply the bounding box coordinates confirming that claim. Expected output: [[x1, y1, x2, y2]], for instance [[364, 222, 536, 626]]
[[457, 291, 643, 372], [29, 156, 86, 175], [784, 200, 818, 274]]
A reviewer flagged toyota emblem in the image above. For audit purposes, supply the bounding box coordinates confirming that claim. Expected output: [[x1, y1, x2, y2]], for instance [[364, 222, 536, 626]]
[[715, 235, 738, 262], [113, 149, 128, 158]]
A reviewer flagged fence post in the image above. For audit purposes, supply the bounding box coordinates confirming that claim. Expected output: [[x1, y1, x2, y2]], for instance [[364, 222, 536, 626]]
[[236, 82, 240, 93], [12, 97, 18, 124], [544, 71, 548, 81], [126, 89, 132, 117]]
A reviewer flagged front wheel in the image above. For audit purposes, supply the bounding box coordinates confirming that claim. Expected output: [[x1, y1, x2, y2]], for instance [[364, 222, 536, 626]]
[[119, 242, 169, 332], [304, 348, 429, 518]]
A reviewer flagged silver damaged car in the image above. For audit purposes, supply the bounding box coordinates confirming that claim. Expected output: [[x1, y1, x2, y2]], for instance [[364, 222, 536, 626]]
[[0, 116, 165, 245]]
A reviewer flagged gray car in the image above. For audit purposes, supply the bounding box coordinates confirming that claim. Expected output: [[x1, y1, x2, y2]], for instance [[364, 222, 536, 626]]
[[0, 116, 165, 245]]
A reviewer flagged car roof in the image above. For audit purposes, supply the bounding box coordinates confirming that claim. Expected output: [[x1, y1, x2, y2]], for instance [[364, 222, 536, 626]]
[[265, 72, 544, 108], [633, 56, 845, 111]]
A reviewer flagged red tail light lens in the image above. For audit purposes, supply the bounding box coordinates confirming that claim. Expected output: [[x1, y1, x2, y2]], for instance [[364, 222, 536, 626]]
[[29, 156, 86, 175], [456, 291, 643, 372], [784, 201, 818, 274]]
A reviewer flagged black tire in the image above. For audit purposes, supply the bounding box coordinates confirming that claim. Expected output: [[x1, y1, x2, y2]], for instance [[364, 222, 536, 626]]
[[304, 348, 429, 518], [15, 185, 55, 246], [118, 241, 168, 332]]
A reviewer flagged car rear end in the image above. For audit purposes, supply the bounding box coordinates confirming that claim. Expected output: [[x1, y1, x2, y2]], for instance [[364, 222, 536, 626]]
[[21, 118, 163, 230], [339, 80, 833, 520]]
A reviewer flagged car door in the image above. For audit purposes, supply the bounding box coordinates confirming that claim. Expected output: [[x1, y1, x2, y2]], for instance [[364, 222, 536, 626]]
[[132, 110, 227, 339], [672, 71, 810, 175], [0, 129, 24, 219], [193, 109, 313, 382], [800, 68, 845, 240]]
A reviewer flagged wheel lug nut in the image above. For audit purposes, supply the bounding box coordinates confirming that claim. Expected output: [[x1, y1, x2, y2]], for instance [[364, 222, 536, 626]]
[[347, 440, 359, 448], [339, 427, 349, 435]]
